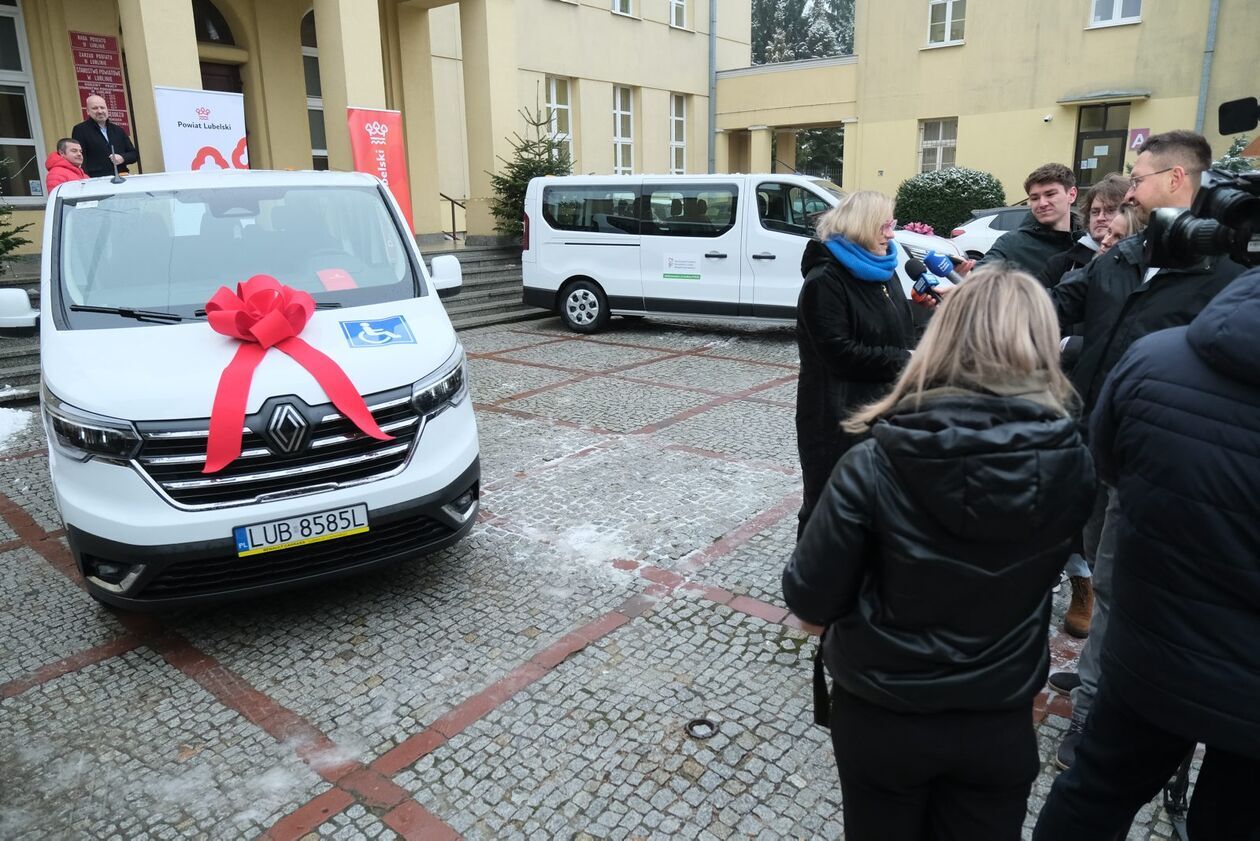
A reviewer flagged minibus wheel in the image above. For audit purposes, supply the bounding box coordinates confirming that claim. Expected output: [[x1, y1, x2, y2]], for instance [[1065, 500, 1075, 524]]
[[559, 279, 609, 333]]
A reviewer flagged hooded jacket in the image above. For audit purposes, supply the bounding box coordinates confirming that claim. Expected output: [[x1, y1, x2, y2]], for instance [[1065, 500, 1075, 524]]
[[795, 238, 913, 467], [975, 215, 1081, 276], [784, 390, 1096, 713], [1039, 234, 1100, 290], [1091, 269, 1260, 759], [44, 152, 87, 190], [1050, 233, 1244, 419]]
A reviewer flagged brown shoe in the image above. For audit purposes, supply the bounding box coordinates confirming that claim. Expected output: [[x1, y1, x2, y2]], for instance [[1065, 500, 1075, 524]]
[[1063, 576, 1093, 638]]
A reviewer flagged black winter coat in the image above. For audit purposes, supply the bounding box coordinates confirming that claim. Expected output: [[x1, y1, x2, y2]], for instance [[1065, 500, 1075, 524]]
[[71, 118, 139, 178], [975, 216, 1080, 276], [784, 392, 1096, 714], [1050, 234, 1245, 418], [1038, 237, 1099, 289], [1091, 270, 1260, 759], [796, 239, 913, 469]]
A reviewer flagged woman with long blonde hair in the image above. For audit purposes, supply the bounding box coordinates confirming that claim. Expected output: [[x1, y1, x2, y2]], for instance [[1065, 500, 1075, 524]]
[[784, 266, 1097, 841], [795, 190, 916, 539]]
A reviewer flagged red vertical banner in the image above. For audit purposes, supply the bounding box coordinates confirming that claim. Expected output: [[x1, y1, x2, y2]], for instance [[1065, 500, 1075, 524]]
[[346, 108, 414, 232]]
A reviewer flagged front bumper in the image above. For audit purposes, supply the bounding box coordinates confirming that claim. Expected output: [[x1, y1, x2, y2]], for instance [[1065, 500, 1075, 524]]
[[71, 458, 479, 610]]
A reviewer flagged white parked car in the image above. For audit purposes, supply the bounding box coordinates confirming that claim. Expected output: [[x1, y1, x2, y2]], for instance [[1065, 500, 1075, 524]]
[[949, 206, 1031, 259], [0, 170, 480, 609], [521, 174, 961, 333]]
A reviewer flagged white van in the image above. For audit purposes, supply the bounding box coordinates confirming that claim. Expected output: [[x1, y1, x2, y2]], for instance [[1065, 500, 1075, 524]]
[[521, 173, 961, 333], [0, 171, 480, 609]]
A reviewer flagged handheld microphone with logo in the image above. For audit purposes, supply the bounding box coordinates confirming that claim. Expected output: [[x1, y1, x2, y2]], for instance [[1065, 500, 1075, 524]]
[[924, 250, 966, 284], [904, 258, 941, 304]]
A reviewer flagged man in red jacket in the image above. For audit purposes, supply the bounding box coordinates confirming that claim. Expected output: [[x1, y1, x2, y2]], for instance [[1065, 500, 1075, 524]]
[[44, 138, 88, 190]]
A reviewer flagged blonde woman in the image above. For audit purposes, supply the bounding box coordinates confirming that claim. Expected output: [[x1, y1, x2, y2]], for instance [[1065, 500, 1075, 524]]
[[784, 267, 1097, 841], [796, 190, 915, 538], [1099, 204, 1144, 254]]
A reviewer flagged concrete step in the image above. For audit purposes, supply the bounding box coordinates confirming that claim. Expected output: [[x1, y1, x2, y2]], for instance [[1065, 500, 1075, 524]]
[[0, 363, 41, 388], [0, 383, 40, 408], [0, 337, 40, 363], [451, 308, 549, 331], [445, 285, 524, 307], [443, 296, 540, 320]]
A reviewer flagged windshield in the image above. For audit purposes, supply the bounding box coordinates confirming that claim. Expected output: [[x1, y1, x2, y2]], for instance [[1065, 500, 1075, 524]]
[[809, 178, 845, 200], [57, 185, 420, 327]]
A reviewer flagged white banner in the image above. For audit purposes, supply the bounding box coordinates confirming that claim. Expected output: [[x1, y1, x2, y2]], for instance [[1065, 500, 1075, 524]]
[[153, 86, 248, 172]]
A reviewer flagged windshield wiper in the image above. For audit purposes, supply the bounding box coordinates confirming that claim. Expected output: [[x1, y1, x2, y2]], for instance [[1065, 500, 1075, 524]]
[[69, 305, 191, 323], [192, 301, 343, 316]]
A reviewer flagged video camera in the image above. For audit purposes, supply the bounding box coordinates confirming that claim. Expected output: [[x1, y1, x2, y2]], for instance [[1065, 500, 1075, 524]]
[[1145, 97, 1260, 268]]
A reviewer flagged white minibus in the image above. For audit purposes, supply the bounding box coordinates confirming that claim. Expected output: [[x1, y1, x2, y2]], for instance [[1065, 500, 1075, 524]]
[[521, 173, 960, 332]]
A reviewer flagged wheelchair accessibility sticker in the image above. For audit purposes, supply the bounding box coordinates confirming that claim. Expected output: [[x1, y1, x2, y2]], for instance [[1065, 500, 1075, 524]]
[[340, 315, 416, 347]]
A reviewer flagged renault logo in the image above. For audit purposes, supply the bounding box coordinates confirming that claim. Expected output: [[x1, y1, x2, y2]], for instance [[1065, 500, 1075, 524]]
[[265, 403, 310, 455]]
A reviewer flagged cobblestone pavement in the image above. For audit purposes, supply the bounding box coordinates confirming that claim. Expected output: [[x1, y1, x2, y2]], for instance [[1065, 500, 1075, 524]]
[[0, 316, 1187, 839]]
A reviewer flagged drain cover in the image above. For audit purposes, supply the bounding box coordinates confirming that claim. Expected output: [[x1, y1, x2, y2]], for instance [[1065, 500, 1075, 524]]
[[685, 718, 718, 739]]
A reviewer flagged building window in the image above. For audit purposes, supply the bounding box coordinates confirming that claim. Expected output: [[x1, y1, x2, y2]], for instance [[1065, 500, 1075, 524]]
[[927, 0, 965, 45], [300, 11, 327, 171], [545, 76, 572, 165], [670, 0, 686, 28], [612, 0, 632, 16], [1073, 103, 1130, 187], [613, 86, 634, 175], [669, 94, 686, 175], [1090, 0, 1141, 26], [0, 0, 47, 203], [918, 118, 957, 172]]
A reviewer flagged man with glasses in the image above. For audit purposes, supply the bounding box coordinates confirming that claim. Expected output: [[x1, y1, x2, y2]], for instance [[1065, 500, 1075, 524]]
[[1040, 173, 1129, 291], [1043, 130, 1245, 772], [975, 163, 1083, 275]]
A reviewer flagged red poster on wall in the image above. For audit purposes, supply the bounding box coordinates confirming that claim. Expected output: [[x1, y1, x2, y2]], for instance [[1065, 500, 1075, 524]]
[[346, 108, 413, 232], [69, 31, 130, 136]]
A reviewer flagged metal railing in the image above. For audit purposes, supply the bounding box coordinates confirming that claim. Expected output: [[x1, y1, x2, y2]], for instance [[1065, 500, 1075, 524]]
[[439, 193, 466, 242]]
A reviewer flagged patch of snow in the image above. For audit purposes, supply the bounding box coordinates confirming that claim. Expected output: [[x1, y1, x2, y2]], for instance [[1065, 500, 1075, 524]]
[[0, 406, 34, 452]]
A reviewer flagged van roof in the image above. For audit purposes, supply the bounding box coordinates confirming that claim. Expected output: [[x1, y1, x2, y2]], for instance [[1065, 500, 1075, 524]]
[[52, 169, 381, 200], [531, 173, 833, 183]]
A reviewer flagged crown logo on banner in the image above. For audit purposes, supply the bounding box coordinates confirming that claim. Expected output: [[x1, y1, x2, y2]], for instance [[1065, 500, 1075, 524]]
[[196, 106, 211, 120], [365, 121, 389, 145]]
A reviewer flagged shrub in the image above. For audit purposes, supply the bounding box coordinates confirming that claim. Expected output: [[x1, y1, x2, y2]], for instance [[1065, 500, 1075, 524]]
[[0, 160, 33, 274], [489, 104, 572, 241], [894, 167, 1007, 235]]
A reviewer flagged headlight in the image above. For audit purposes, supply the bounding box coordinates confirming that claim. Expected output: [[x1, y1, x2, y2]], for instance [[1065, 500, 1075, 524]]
[[41, 388, 142, 464], [411, 345, 468, 417]]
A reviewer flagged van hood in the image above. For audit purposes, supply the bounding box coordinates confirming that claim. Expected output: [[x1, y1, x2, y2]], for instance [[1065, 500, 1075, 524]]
[[42, 299, 458, 421]]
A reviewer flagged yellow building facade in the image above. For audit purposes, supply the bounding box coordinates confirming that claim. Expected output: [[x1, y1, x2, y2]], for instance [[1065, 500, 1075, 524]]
[[717, 0, 1257, 203], [3, 0, 750, 252]]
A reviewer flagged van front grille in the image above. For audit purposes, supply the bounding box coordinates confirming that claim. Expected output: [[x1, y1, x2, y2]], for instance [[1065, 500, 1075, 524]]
[[134, 513, 456, 599], [133, 386, 422, 509]]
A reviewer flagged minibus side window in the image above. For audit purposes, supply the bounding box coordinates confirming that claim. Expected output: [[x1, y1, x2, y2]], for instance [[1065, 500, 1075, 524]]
[[756, 182, 827, 237], [542, 185, 640, 234], [641, 184, 738, 238]]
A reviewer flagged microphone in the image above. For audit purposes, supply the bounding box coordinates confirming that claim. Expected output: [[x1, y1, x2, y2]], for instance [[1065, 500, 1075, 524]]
[[108, 141, 124, 184], [904, 257, 941, 303], [924, 250, 966, 285]]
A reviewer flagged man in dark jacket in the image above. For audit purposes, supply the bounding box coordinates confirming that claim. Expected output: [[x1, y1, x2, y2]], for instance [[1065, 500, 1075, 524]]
[[71, 94, 138, 178], [1039, 173, 1129, 289], [1034, 269, 1260, 840], [1045, 130, 1246, 769], [975, 162, 1081, 274]]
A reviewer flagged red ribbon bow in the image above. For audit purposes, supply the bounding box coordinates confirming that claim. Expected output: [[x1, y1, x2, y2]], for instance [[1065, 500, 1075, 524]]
[[202, 275, 392, 474]]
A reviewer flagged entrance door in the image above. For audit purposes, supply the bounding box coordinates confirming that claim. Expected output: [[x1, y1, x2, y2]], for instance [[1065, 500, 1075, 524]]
[[1074, 103, 1129, 187], [200, 62, 243, 93]]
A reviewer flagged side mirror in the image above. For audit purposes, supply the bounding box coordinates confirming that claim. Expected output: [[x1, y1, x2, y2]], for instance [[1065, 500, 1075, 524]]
[[0, 288, 38, 338], [430, 255, 462, 300]]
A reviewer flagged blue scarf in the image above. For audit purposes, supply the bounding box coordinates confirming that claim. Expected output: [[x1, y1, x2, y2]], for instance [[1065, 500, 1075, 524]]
[[824, 236, 899, 281]]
